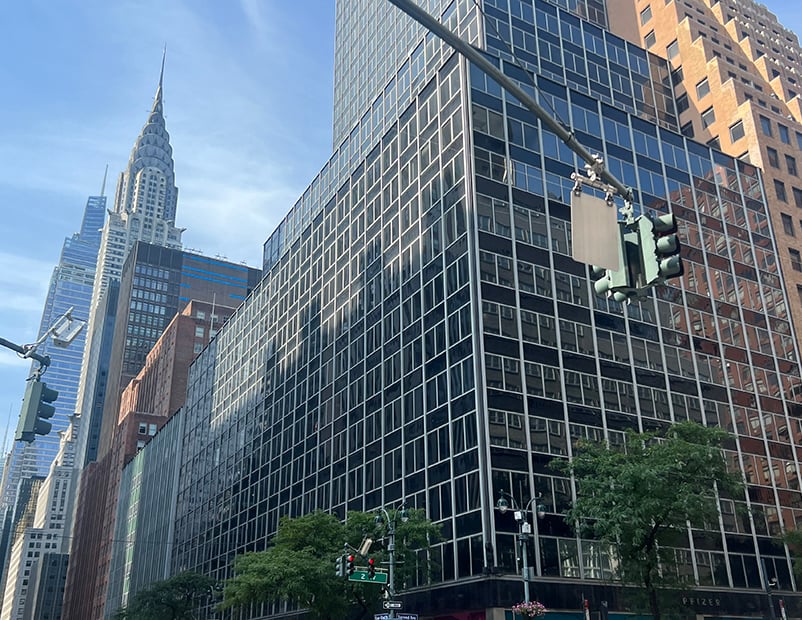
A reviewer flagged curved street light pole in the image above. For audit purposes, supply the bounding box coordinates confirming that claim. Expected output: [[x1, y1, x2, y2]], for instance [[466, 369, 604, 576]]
[[496, 490, 546, 603], [375, 503, 409, 619]]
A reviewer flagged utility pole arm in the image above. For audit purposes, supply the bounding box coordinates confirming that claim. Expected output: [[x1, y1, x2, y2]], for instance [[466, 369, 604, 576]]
[[386, 0, 633, 203]]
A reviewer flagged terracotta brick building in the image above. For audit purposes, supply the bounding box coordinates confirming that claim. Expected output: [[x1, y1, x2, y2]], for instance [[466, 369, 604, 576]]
[[611, 0, 802, 360]]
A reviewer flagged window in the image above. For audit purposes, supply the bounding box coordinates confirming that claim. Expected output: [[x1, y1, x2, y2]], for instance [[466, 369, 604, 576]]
[[793, 187, 802, 209], [701, 107, 716, 128], [796, 132, 802, 150], [782, 213, 795, 236], [779, 124, 791, 144], [775, 179, 788, 203], [681, 122, 694, 137], [767, 147, 780, 168], [667, 39, 680, 60], [195, 326, 205, 338], [677, 93, 690, 113], [787, 155, 798, 176], [640, 5, 653, 24], [729, 120, 745, 142], [645, 30, 657, 48], [696, 78, 710, 99], [790, 249, 802, 272], [760, 115, 772, 136]]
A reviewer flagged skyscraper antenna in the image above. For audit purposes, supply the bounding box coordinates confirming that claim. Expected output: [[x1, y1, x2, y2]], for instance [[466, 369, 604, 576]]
[[2, 404, 11, 455], [100, 164, 109, 197]]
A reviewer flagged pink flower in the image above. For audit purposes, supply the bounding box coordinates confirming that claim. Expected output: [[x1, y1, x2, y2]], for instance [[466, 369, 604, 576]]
[[512, 600, 547, 617]]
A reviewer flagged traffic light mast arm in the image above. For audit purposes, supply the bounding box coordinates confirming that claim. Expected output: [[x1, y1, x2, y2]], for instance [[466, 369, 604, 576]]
[[0, 307, 85, 374], [0, 337, 50, 370], [386, 0, 634, 204]]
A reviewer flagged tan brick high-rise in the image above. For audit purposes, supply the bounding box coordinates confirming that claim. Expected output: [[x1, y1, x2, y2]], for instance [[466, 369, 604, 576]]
[[611, 0, 802, 357]]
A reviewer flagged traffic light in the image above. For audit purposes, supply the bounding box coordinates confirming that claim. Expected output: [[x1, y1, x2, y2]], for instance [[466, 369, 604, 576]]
[[347, 554, 355, 575], [335, 554, 345, 577], [15, 379, 58, 443], [590, 221, 640, 303], [637, 212, 683, 286], [367, 557, 376, 579]]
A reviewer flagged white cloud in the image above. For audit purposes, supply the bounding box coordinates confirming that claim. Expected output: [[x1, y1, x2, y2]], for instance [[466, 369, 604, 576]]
[[179, 184, 290, 267]]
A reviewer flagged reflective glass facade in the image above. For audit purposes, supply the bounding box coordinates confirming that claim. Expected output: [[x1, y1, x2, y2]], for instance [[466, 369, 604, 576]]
[[1, 194, 104, 499], [171, 0, 802, 617], [106, 408, 185, 617]]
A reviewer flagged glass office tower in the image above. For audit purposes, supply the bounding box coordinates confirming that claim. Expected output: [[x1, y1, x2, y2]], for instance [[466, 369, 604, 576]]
[[0, 193, 104, 496], [172, 0, 802, 616]]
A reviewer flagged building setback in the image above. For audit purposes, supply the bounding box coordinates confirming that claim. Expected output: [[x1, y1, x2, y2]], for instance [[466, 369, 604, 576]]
[[609, 0, 802, 359], [164, 0, 802, 618]]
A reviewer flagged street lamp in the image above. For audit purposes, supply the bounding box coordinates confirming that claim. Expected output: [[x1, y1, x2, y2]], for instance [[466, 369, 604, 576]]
[[495, 489, 546, 603], [761, 557, 778, 620], [374, 502, 409, 619]]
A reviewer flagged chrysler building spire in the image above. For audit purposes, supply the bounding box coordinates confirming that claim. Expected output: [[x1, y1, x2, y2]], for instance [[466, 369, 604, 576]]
[[94, 52, 183, 299], [153, 44, 166, 117]]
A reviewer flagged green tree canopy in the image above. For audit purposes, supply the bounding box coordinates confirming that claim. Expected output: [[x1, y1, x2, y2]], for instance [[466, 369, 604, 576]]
[[221, 508, 441, 620], [553, 421, 743, 620], [112, 571, 217, 620], [784, 529, 802, 584]]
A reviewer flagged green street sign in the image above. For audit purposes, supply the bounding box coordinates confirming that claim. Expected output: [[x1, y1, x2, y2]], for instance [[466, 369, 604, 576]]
[[348, 570, 389, 584]]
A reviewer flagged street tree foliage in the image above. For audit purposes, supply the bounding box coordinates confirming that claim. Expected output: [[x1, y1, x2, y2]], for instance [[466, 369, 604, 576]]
[[554, 422, 743, 620], [112, 571, 217, 620], [784, 529, 802, 583], [221, 508, 441, 620]]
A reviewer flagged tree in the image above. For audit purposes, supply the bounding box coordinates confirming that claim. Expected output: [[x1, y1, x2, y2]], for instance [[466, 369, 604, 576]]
[[554, 421, 742, 620], [221, 509, 441, 619], [784, 529, 802, 583], [112, 571, 217, 620]]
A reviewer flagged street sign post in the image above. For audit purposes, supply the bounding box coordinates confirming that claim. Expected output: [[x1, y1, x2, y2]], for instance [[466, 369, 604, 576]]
[[348, 570, 389, 584]]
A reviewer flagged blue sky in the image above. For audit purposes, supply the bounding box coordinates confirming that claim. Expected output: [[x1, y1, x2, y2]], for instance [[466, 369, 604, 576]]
[[0, 1, 336, 447], [0, 0, 800, 449]]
